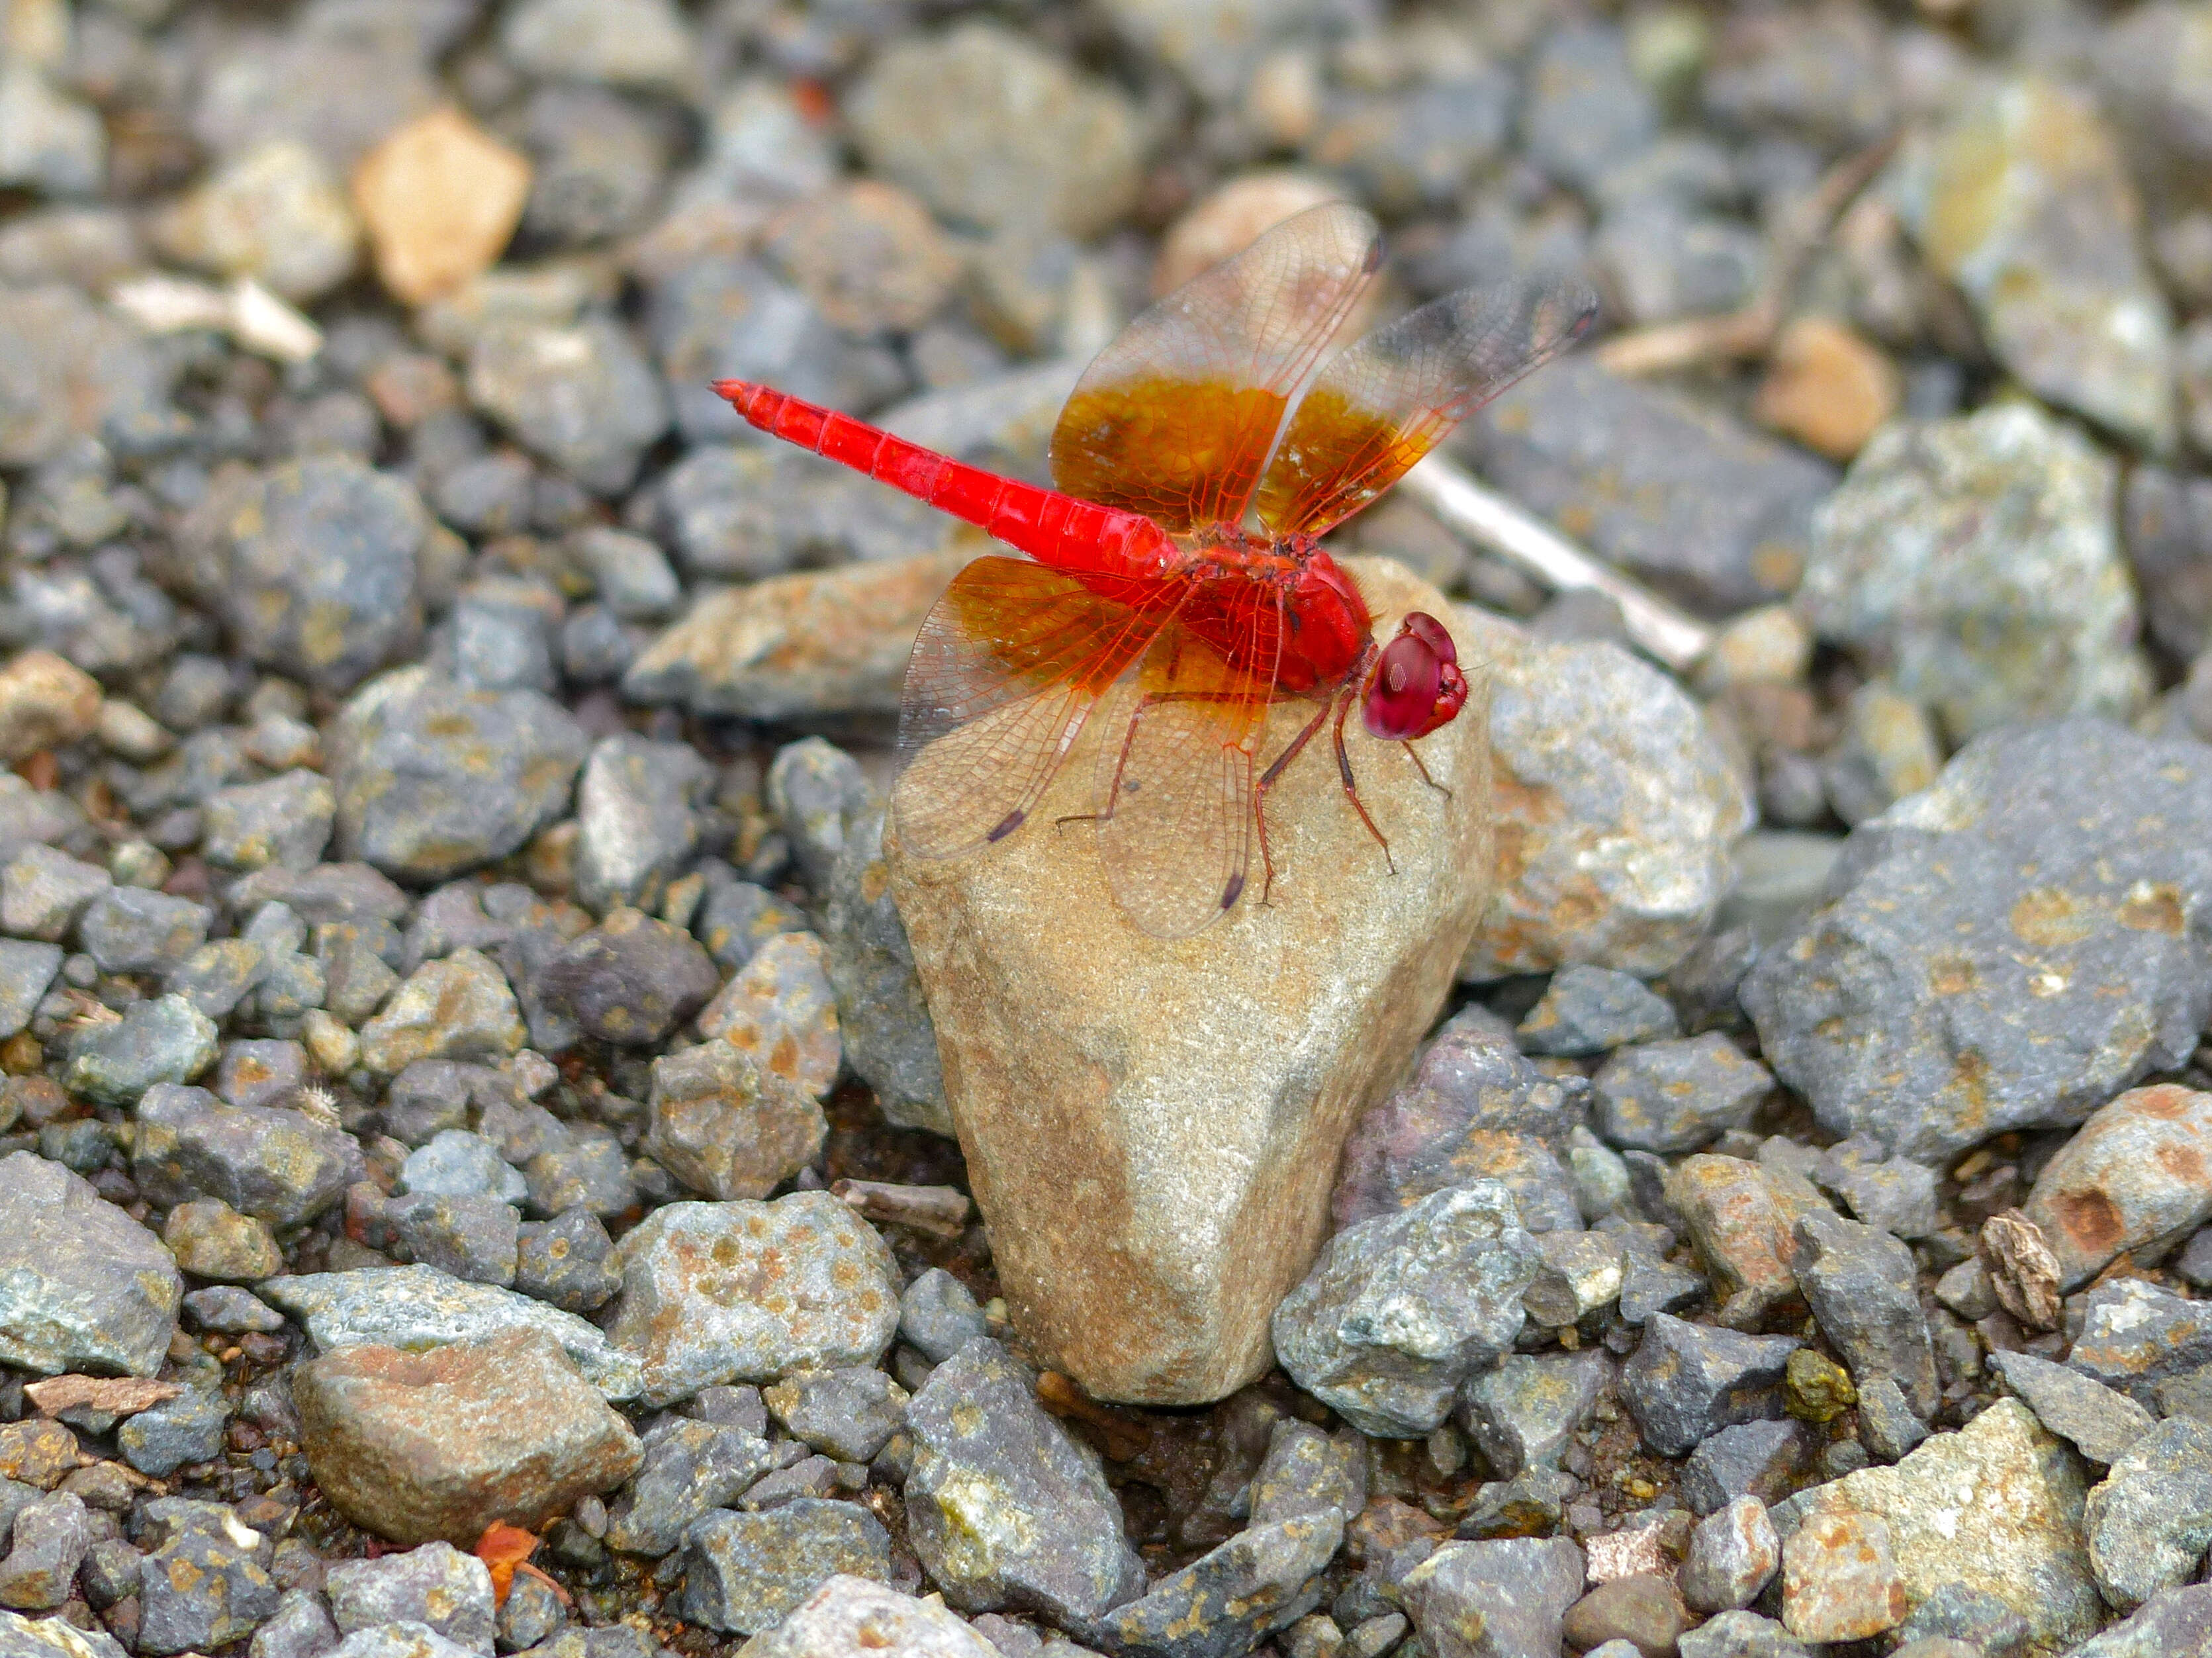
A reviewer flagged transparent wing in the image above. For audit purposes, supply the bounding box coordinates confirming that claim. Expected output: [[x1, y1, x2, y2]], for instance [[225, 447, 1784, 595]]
[[894, 557, 1168, 859], [1254, 273, 1599, 537], [1050, 201, 1383, 533], [1090, 594, 1281, 939]]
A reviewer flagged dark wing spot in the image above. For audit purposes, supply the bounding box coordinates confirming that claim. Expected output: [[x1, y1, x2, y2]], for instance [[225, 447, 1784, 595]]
[[987, 809, 1027, 842], [1221, 873, 1245, 909]]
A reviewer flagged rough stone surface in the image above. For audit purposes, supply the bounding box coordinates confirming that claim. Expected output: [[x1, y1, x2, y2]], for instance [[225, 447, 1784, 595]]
[[572, 735, 712, 914], [134, 1498, 281, 1656], [1743, 720, 2212, 1160], [296, 1328, 640, 1547], [1780, 1509, 1906, 1644], [735, 1574, 1000, 1657], [643, 1039, 825, 1201], [694, 931, 841, 1099], [1683, 1496, 1780, 1614], [1774, 1399, 2099, 1651], [1462, 624, 1751, 980], [605, 1194, 901, 1405], [1515, 964, 1679, 1057], [2023, 1083, 2212, 1289], [2082, 1415, 2212, 1611], [1798, 405, 2148, 741], [0, 1150, 180, 1376], [1620, 1314, 1799, 1457], [682, 1500, 893, 1636], [261, 1264, 643, 1399], [1092, 1513, 1342, 1658], [1593, 1035, 1771, 1154], [1894, 77, 2176, 451], [2069, 1277, 2212, 1405], [132, 1083, 363, 1226], [1395, 1536, 1585, 1658], [333, 668, 587, 884], [892, 564, 1498, 1405], [901, 1340, 1143, 1625], [359, 950, 527, 1075], [1794, 1209, 1939, 1416], [1988, 1348, 2154, 1465], [1272, 1181, 1540, 1438], [326, 1544, 494, 1653]]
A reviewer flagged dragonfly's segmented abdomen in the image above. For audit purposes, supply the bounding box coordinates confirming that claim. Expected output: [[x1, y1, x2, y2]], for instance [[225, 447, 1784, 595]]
[[712, 379, 1175, 585]]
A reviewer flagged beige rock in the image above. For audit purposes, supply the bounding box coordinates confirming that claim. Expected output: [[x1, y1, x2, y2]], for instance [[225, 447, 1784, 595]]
[[1781, 1509, 1906, 1643], [1669, 1154, 1820, 1331], [153, 140, 361, 303], [1154, 171, 1353, 297], [351, 108, 530, 307], [890, 559, 1494, 1405], [1780, 1399, 2100, 1652], [295, 1326, 642, 1545], [0, 649, 99, 762], [623, 547, 968, 727], [2024, 1082, 2212, 1290], [1753, 316, 1901, 462]]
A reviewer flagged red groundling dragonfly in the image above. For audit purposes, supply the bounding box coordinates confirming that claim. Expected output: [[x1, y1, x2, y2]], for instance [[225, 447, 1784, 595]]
[[714, 202, 1596, 938]]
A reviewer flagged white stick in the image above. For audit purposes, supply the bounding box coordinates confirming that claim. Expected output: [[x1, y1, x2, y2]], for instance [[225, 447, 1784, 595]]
[[1399, 455, 1715, 673]]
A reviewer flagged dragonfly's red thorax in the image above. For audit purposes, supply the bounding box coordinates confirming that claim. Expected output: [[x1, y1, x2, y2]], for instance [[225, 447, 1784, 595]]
[[1164, 528, 1373, 696]]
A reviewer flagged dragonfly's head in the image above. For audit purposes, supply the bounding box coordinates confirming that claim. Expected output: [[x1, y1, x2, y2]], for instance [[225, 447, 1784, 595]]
[[1361, 612, 1467, 741]]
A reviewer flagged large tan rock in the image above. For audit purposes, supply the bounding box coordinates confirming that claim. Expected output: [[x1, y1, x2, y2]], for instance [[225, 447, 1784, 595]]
[[890, 559, 1493, 1405]]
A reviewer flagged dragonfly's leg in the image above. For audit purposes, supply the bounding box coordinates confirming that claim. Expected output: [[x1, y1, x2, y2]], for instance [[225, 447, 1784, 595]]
[[1052, 690, 1250, 829], [1253, 700, 1334, 905], [1401, 740, 1452, 799], [1334, 694, 1396, 874]]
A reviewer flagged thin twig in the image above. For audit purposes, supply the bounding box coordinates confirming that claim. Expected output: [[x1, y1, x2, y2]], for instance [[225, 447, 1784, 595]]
[[832, 1178, 973, 1238], [1594, 130, 1904, 379], [1398, 456, 1714, 672]]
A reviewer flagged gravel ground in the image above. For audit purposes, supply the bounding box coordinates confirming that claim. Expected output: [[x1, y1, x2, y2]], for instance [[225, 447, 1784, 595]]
[[0, 0, 2210, 1655]]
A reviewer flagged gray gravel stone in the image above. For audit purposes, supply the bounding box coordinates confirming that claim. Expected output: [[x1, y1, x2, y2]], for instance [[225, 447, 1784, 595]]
[[1988, 1350, 2153, 1465], [644, 1033, 825, 1202], [1857, 1377, 1931, 1465], [2070, 1277, 2212, 1406], [2058, 1583, 2212, 1657], [1091, 1514, 1341, 1658], [513, 1209, 620, 1314], [1800, 405, 2148, 738], [386, 1193, 520, 1287], [327, 1545, 495, 1655], [1894, 78, 2177, 451], [1676, 1612, 1810, 1658], [682, 1499, 892, 1636], [536, 909, 717, 1047], [1682, 1495, 1779, 1614], [181, 1286, 285, 1334], [1519, 23, 1658, 196], [2082, 1415, 2212, 1610], [1622, 1314, 1800, 1458], [261, 1264, 643, 1400], [0, 1491, 90, 1610], [328, 1625, 478, 1658], [76, 887, 208, 976], [173, 457, 431, 695], [902, 1340, 1143, 1625], [762, 1368, 907, 1463], [1891, 1585, 2030, 1657], [1809, 1138, 1941, 1240], [693, 874, 805, 975], [135, 1497, 283, 1657], [1272, 1181, 1541, 1437], [248, 1589, 338, 1658], [117, 1385, 228, 1477], [0, 1150, 179, 1375], [201, 772, 337, 874], [1515, 965, 1679, 1057], [1396, 1536, 1584, 1658], [60, 995, 215, 1104], [819, 806, 948, 1135], [1248, 1421, 1361, 1529], [1459, 356, 1833, 618], [0, 939, 58, 1037], [467, 320, 668, 496], [899, 1269, 986, 1366], [1457, 1349, 1611, 1480], [399, 1131, 528, 1205], [1793, 1209, 1937, 1416], [602, 1417, 774, 1557], [847, 22, 1142, 240], [606, 1193, 899, 1405], [0, 284, 184, 470], [573, 736, 712, 915], [333, 668, 587, 884], [132, 1082, 363, 1225], [359, 950, 526, 1076], [1743, 719, 2212, 1160], [1593, 1035, 1771, 1154], [739, 1573, 1001, 1657], [1, 845, 108, 943], [1680, 1419, 1810, 1515], [1461, 631, 1753, 978]]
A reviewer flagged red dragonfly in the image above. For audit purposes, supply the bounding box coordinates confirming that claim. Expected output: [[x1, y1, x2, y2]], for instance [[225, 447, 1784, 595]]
[[714, 203, 1594, 937]]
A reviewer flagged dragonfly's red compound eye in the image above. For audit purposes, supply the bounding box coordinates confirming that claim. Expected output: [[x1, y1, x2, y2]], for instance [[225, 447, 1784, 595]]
[[1362, 612, 1468, 740]]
